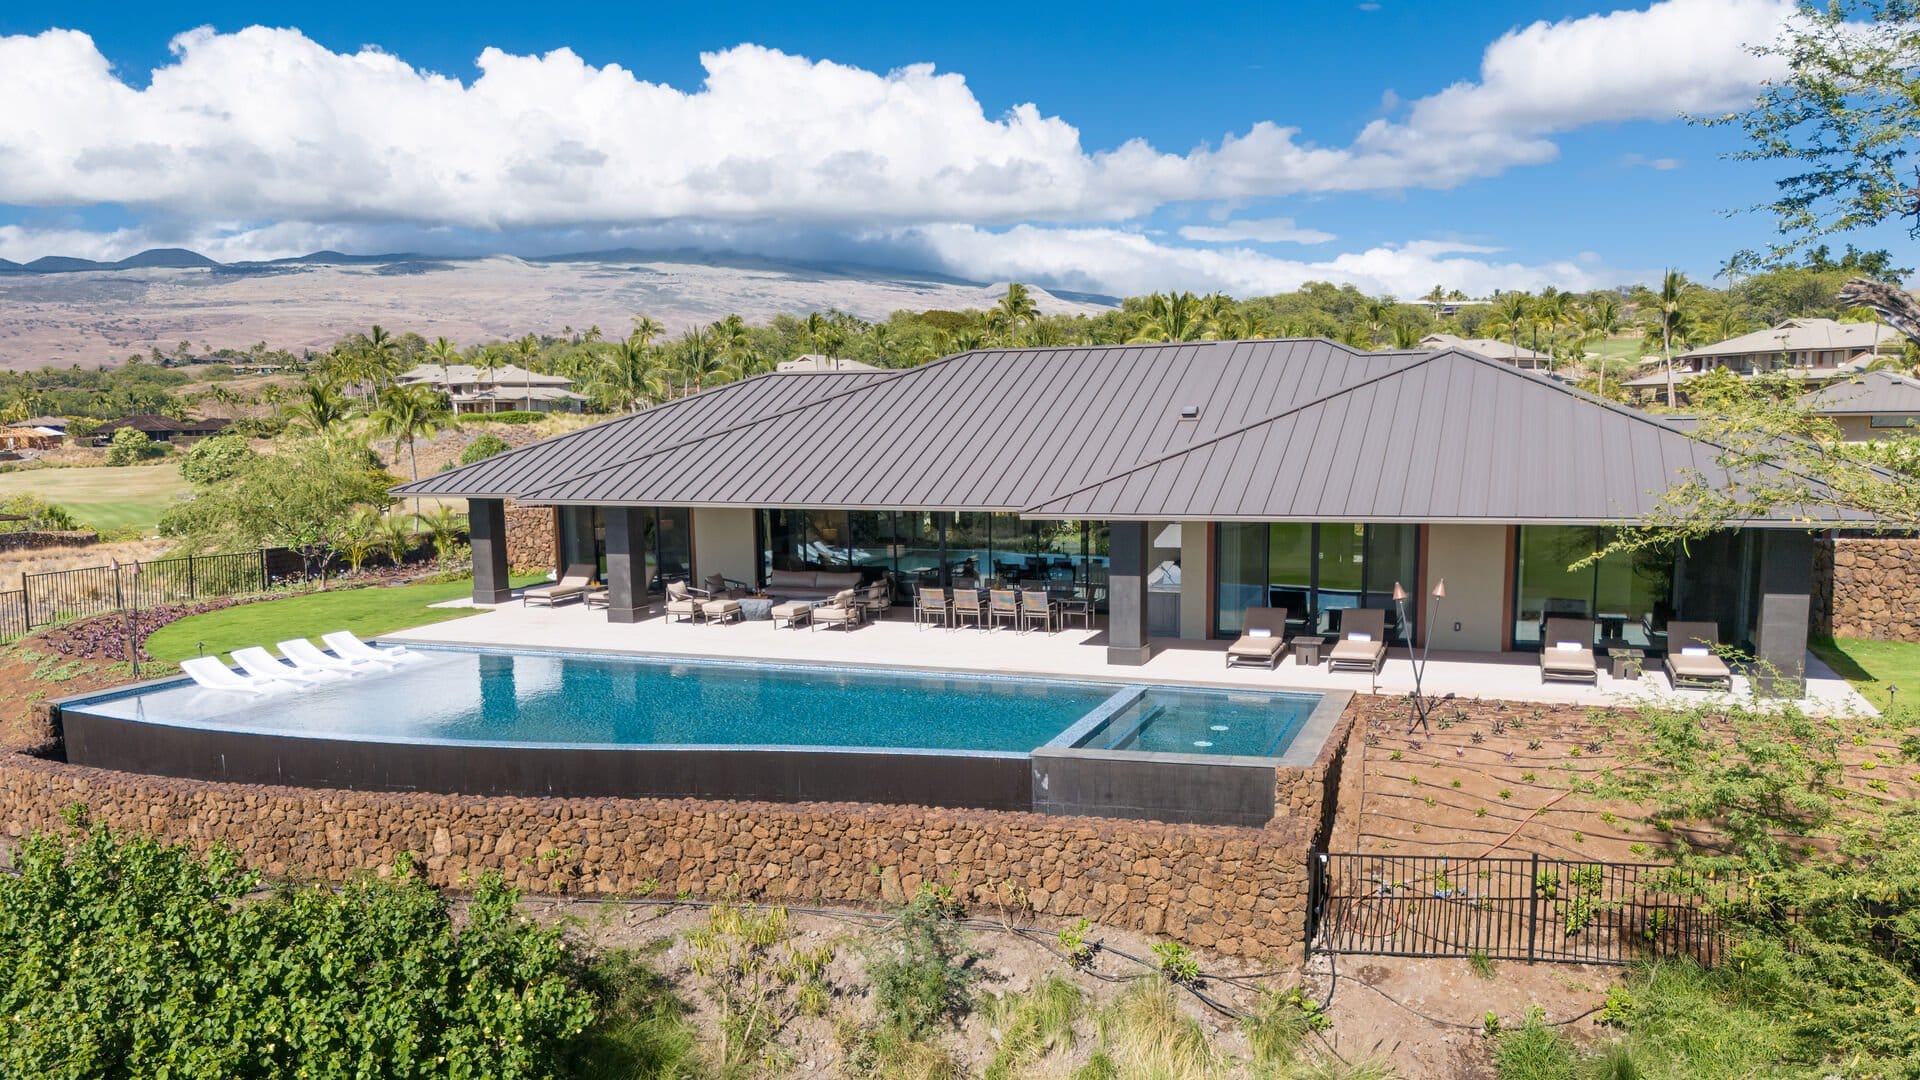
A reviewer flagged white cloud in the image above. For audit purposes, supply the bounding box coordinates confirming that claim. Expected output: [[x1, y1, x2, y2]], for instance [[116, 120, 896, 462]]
[[900, 225, 1629, 299], [1177, 218, 1336, 245], [0, 1, 1790, 233], [1621, 153, 1683, 170]]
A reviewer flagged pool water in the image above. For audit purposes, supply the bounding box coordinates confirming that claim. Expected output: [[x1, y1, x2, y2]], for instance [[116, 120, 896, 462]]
[[1071, 687, 1319, 757], [69, 647, 1321, 758]]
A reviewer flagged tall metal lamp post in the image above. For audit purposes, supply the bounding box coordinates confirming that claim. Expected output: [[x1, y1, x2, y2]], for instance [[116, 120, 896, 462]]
[[1393, 578, 1446, 734]]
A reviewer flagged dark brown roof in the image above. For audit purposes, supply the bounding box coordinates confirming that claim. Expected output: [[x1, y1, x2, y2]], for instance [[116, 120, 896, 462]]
[[397, 340, 1858, 526], [94, 414, 229, 435]]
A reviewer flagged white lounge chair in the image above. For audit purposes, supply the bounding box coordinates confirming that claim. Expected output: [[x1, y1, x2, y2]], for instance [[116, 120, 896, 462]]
[[180, 656, 287, 694], [233, 646, 347, 685], [278, 638, 375, 676], [322, 630, 421, 665]]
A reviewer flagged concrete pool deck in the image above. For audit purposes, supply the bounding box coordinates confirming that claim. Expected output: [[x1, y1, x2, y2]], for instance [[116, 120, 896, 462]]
[[392, 596, 1873, 715]]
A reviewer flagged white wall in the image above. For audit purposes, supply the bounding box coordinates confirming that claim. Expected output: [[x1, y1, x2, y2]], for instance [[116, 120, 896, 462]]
[[1423, 524, 1510, 652], [692, 508, 758, 585], [1179, 520, 1210, 640]]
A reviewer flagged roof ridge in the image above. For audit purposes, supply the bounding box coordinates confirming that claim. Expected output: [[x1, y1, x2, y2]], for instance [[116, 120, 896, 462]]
[[1020, 351, 1440, 512], [507, 353, 970, 499]]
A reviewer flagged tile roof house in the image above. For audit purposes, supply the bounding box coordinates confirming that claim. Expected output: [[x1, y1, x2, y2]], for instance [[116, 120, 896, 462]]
[[1418, 333, 1550, 368], [1623, 318, 1897, 391], [397, 362, 586, 414], [404, 339, 1849, 691]]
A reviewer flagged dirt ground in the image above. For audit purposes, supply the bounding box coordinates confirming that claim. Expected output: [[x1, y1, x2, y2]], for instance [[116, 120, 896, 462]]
[[0, 538, 172, 589], [513, 894, 1624, 1078]]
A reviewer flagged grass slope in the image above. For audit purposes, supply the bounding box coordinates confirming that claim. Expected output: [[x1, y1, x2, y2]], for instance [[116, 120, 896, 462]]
[[144, 574, 541, 663], [0, 464, 191, 534], [1810, 634, 1920, 710]]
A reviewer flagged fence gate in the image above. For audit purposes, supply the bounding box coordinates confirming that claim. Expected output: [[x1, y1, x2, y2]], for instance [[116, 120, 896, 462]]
[[1306, 852, 1734, 966]]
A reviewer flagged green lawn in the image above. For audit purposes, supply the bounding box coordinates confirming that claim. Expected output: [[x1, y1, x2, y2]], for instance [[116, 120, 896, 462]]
[[144, 574, 543, 664], [1810, 635, 1920, 710], [0, 464, 191, 535]]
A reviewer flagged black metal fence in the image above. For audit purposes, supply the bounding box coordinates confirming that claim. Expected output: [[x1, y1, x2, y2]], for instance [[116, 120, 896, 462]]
[[1307, 852, 1738, 966], [2, 550, 270, 644]]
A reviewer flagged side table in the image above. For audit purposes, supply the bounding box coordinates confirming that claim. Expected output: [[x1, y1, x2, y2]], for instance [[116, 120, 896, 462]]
[[1608, 647, 1645, 680], [1291, 635, 1327, 667]]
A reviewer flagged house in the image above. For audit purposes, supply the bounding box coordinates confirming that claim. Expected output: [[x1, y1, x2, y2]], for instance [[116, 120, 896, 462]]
[[1418, 333, 1550, 368], [1799, 369, 1920, 440], [0, 426, 60, 451], [18, 416, 67, 436], [402, 338, 1856, 692], [396, 363, 586, 414], [90, 414, 230, 444], [775, 354, 880, 373], [1623, 318, 1897, 395]]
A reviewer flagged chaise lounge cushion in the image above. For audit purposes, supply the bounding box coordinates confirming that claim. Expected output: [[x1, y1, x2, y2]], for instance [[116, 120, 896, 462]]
[[1538, 617, 1599, 683], [1226, 606, 1289, 669]]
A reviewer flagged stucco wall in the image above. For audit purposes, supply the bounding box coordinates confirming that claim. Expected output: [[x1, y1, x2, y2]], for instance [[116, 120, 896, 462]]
[[691, 507, 759, 586], [1179, 520, 1211, 640], [1423, 524, 1510, 652], [1813, 534, 1920, 642]]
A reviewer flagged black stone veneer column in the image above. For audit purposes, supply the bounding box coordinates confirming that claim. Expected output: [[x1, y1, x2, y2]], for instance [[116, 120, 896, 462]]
[[468, 498, 512, 605], [1106, 521, 1153, 666], [1754, 529, 1815, 696], [603, 507, 649, 624]]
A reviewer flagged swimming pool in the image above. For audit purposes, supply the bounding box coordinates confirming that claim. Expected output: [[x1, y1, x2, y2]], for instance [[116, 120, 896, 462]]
[[55, 645, 1342, 820]]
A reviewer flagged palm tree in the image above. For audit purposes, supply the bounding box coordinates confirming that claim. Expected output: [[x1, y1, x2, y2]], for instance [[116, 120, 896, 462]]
[[355, 324, 399, 405], [1359, 297, 1394, 345], [591, 332, 665, 412], [679, 326, 712, 394], [378, 511, 418, 568], [1534, 288, 1571, 370], [1389, 318, 1424, 350], [1126, 292, 1206, 343], [370, 382, 451, 516], [630, 314, 664, 347], [1650, 269, 1696, 407], [286, 376, 352, 436], [425, 336, 460, 382], [1493, 292, 1532, 356], [1581, 295, 1625, 396], [710, 314, 754, 381], [511, 335, 540, 410], [421, 505, 465, 563], [996, 282, 1040, 329], [1716, 251, 1751, 295]]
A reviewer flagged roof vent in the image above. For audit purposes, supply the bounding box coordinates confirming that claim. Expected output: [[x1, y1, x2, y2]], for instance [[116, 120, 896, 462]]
[[1179, 405, 1200, 420]]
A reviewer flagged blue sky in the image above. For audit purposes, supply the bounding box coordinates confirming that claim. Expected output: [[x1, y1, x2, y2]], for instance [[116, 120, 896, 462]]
[[0, 0, 1897, 297]]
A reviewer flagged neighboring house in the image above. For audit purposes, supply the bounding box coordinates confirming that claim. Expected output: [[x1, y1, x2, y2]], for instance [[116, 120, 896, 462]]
[[90, 414, 230, 444], [775, 354, 880, 373], [18, 416, 67, 436], [0, 426, 60, 451], [1418, 333, 1550, 368], [396, 363, 586, 414], [1799, 369, 1920, 440], [406, 339, 1852, 689], [1624, 318, 1896, 395]]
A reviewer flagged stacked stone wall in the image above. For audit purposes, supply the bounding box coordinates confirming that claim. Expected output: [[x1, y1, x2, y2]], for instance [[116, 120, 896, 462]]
[[1813, 535, 1920, 642], [503, 503, 557, 571], [0, 530, 98, 553]]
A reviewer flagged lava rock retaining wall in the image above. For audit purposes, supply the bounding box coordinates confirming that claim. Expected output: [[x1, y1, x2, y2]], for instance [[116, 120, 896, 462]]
[[1814, 535, 1920, 642]]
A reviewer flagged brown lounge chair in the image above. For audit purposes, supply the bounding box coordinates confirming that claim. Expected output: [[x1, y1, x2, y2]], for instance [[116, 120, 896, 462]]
[[810, 589, 863, 632], [1538, 617, 1599, 683], [1326, 608, 1389, 681], [522, 563, 597, 607], [664, 580, 702, 624], [1664, 620, 1733, 690], [1225, 606, 1289, 669]]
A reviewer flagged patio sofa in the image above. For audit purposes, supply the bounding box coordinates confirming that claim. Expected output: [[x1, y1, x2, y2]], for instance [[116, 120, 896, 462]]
[[765, 568, 866, 601]]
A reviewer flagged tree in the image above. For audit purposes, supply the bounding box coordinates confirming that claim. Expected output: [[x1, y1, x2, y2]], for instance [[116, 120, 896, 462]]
[[159, 439, 398, 581], [103, 426, 162, 465], [1648, 270, 1695, 407], [369, 382, 451, 517], [589, 333, 665, 412], [511, 334, 539, 410], [285, 375, 352, 436], [424, 335, 460, 385], [458, 432, 512, 465], [1126, 292, 1206, 343], [1492, 292, 1531, 355], [995, 282, 1040, 329], [177, 434, 254, 485]]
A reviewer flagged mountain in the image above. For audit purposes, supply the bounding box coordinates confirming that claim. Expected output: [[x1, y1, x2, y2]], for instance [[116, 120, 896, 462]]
[[0, 257, 20, 273], [114, 248, 220, 270], [24, 255, 111, 273]]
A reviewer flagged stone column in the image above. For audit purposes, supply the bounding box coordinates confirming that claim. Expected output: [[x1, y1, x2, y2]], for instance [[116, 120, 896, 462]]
[[1754, 529, 1814, 697], [468, 498, 512, 605], [603, 507, 649, 624], [1107, 521, 1153, 666]]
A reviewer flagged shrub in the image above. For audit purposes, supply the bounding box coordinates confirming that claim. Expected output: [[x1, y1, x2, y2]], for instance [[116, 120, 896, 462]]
[[177, 433, 255, 485], [982, 975, 1082, 1080], [865, 886, 977, 1038], [475, 409, 543, 424], [224, 415, 285, 438], [460, 432, 513, 464], [0, 493, 78, 531], [0, 823, 593, 1078], [103, 426, 164, 465]]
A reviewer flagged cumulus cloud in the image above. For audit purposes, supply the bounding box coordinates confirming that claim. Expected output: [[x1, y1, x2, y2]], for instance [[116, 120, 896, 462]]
[[899, 225, 1627, 299], [1177, 218, 1336, 245]]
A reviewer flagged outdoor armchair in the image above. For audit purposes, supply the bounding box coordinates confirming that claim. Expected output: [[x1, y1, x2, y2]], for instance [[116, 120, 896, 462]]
[[810, 588, 863, 632], [913, 585, 950, 629], [988, 589, 1020, 631], [1020, 589, 1058, 633]]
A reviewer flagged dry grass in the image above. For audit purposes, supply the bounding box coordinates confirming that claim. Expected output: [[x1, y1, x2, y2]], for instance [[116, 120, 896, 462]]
[[0, 539, 172, 589]]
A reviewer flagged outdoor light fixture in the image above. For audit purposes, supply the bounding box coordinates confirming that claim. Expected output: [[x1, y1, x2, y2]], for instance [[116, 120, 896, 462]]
[[1395, 578, 1449, 734]]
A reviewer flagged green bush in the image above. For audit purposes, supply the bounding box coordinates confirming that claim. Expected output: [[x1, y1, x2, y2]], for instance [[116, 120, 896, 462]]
[[0, 493, 78, 531], [474, 409, 543, 424], [0, 821, 593, 1079], [103, 426, 164, 465], [864, 886, 977, 1038], [178, 433, 255, 485], [225, 415, 285, 439], [460, 432, 513, 464]]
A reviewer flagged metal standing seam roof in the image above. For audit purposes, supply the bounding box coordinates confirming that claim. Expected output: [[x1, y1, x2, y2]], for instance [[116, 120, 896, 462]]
[[1799, 369, 1920, 415], [395, 340, 1860, 526]]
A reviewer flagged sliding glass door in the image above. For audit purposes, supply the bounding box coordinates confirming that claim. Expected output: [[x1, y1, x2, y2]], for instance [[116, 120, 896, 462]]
[[1214, 523, 1419, 642]]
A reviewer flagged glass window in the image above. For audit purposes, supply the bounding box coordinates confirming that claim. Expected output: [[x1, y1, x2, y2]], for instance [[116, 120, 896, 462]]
[[947, 512, 990, 585], [847, 511, 894, 586], [1268, 523, 1315, 632], [1364, 525, 1420, 641], [1512, 526, 1676, 650], [1870, 414, 1919, 429], [1215, 523, 1267, 635], [894, 512, 943, 591], [759, 509, 808, 580], [1316, 523, 1366, 630], [653, 508, 692, 588], [1213, 522, 1418, 641]]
